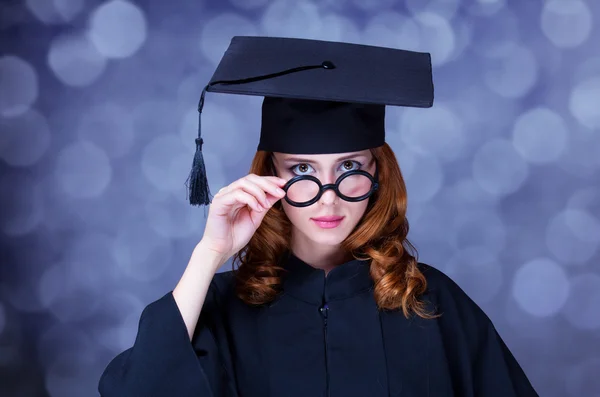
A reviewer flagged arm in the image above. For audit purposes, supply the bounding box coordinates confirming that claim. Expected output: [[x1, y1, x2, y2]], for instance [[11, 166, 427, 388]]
[[173, 240, 227, 340], [98, 242, 235, 397]]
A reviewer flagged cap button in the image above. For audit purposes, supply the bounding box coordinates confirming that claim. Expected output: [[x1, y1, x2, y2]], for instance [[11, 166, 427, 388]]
[[321, 61, 336, 69]]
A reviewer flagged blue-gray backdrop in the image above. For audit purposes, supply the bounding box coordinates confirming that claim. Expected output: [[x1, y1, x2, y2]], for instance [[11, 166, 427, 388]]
[[1, 0, 599, 396]]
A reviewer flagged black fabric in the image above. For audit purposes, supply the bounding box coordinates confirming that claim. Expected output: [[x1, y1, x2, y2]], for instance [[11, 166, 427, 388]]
[[207, 36, 434, 108], [205, 36, 433, 155], [258, 98, 385, 154], [98, 252, 539, 397]]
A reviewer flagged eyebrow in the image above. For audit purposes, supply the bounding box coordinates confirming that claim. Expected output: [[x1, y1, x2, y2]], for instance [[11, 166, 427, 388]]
[[282, 154, 367, 164]]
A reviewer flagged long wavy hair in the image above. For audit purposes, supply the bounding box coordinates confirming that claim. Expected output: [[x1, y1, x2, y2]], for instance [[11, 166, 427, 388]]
[[231, 143, 437, 319]]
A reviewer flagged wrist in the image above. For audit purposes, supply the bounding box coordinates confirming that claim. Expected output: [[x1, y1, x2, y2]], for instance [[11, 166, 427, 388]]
[[194, 240, 227, 270]]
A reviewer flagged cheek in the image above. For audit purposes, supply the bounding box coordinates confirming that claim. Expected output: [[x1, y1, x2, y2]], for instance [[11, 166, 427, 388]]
[[350, 201, 369, 220], [281, 201, 304, 223]]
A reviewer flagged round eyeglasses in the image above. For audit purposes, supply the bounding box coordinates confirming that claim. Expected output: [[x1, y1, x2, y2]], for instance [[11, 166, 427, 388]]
[[282, 167, 379, 207]]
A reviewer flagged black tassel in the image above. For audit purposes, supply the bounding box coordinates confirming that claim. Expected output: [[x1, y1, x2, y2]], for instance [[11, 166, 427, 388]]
[[185, 85, 212, 206]]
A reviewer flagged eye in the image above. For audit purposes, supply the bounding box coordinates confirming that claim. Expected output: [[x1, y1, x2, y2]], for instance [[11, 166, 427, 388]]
[[288, 160, 363, 176], [341, 160, 363, 171], [288, 163, 313, 175]]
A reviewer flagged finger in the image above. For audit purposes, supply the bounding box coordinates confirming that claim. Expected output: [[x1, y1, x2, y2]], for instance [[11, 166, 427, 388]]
[[214, 185, 231, 198], [262, 175, 288, 186], [236, 179, 271, 208], [230, 176, 285, 208], [246, 175, 287, 201], [245, 173, 287, 188], [219, 189, 264, 213]]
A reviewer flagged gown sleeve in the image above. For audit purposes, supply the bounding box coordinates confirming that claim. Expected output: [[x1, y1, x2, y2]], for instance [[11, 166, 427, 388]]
[[424, 264, 540, 397], [98, 277, 237, 397]]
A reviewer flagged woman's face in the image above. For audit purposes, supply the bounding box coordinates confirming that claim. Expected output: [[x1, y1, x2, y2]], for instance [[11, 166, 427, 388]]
[[272, 149, 376, 248]]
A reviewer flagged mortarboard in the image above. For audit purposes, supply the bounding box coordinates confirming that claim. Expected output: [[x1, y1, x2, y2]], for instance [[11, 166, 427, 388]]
[[187, 36, 434, 206]]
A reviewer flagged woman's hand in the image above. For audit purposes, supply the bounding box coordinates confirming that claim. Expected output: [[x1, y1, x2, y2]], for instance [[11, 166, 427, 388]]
[[200, 173, 287, 264]]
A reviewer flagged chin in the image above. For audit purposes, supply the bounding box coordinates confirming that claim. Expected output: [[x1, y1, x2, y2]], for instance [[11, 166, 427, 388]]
[[306, 224, 350, 242], [308, 235, 346, 247]]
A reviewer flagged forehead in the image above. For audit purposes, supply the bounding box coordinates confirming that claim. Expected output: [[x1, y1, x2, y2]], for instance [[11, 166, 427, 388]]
[[273, 150, 371, 163]]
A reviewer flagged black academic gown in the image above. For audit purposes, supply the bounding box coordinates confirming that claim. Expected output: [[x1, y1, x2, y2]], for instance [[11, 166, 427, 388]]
[[98, 252, 539, 397]]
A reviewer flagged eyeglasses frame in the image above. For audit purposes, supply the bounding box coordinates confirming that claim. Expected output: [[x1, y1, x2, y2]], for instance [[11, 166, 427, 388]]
[[281, 166, 380, 208]]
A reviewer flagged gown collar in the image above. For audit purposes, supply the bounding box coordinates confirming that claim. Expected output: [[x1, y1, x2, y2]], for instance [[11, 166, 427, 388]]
[[280, 250, 373, 305]]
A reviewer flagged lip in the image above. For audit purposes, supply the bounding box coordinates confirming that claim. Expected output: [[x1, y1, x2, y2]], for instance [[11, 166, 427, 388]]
[[311, 216, 344, 229], [311, 216, 344, 222]]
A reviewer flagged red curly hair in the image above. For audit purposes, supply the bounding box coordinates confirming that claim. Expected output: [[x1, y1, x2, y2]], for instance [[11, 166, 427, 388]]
[[232, 143, 437, 319]]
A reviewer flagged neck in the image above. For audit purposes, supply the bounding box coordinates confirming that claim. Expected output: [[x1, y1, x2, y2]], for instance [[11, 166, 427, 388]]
[[290, 242, 354, 274]]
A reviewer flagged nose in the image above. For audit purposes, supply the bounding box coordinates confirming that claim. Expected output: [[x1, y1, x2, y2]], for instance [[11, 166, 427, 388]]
[[318, 175, 339, 205]]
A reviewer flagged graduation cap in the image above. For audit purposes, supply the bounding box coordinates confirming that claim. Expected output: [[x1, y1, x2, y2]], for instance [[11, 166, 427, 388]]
[[187, 36, 434, 206]]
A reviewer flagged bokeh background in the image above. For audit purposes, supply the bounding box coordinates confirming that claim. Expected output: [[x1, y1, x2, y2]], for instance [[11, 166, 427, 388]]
[[1, 0, 599, 395]]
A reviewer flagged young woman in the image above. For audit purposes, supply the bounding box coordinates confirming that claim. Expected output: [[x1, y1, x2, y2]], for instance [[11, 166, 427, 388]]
[[98, 37, 539, 397]]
